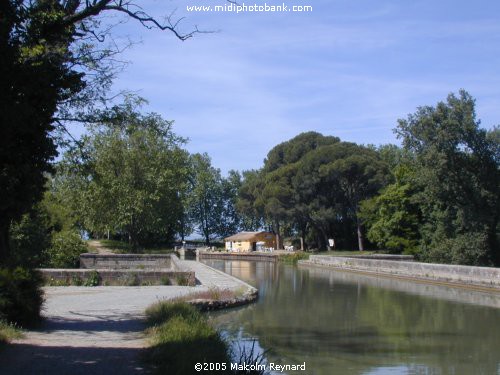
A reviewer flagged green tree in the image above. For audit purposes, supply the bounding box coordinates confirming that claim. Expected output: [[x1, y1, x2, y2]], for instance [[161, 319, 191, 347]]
[[0, 0, 203, 262], [295, 142, 389, 250], [59, 105, 190, 249], [396, 90, 500, 265], [188, 153, 225, 245], [360, 165, 421, 254]]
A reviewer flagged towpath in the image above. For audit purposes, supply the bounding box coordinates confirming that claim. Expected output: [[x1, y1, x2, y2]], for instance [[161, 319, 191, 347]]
[[0, 259, 253, 374]]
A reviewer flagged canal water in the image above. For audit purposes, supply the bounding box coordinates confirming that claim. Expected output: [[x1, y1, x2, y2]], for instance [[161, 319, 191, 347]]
[[203, 259, 500, 375]]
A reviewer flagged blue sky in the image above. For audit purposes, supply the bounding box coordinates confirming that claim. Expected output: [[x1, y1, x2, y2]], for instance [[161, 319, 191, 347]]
[[90, 0, 500, 174]]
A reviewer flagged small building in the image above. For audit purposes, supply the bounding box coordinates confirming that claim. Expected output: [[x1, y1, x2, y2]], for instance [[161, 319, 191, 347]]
[[225, 231, 276, 252]]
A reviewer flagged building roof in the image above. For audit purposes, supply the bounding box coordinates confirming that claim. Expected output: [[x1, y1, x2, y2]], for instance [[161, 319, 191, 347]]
[[224, 231, 273, 241]]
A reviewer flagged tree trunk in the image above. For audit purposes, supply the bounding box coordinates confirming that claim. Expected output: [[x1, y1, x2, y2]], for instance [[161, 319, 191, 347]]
[[357, 221, 365, 251], [274, 221, 282, 250], [300, 236, 304, 251], [0, 221, 10, 264]]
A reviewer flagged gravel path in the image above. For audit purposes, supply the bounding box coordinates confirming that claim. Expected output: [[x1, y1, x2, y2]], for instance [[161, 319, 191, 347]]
[[0, 285, 207, 374], [0, 260, 254, 374]]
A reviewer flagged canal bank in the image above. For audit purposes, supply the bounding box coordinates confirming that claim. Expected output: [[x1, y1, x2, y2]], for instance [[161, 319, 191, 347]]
[[205, 258, 500, 375], [299, 255, 500, 290]]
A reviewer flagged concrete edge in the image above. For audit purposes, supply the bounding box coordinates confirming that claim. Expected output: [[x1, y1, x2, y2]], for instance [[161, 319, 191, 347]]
[[298, 259, 500, 293]]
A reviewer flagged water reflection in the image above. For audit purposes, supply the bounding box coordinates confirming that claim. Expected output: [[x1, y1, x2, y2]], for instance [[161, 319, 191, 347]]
[[205, 260, 500, 375]]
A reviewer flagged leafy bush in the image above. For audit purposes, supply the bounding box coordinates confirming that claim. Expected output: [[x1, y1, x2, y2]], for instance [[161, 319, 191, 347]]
[[45, 230, 88, 268], [160, 276, 172, 285], [423, 232, 492, 266], [0, 268, 44, 327], [9, 210, 51, 268], [84, 270, 100, 286]]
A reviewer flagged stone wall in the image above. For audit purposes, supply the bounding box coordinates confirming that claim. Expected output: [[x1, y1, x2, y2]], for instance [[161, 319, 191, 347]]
[[80, 253, 172, 269], [300, 255, 500, 289], [40, 253, 195, 286], [198, 251, 278, 262], [39, 268, 195, 286]]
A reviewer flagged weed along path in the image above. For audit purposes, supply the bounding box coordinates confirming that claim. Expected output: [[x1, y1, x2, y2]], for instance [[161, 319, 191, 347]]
[[0, 260, 255, 374]]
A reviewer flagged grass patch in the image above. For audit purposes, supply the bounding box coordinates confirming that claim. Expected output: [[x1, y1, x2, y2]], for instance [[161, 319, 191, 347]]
[[0, 321, 22, 347], [318, 250, 379, 256], [145, 301, 229, 375], [278, 251, 310, 264], [89, 239, 175, 255], [171, 287, 246, 303], [144, 301, 267, 375], [97, 239, 133, 253]]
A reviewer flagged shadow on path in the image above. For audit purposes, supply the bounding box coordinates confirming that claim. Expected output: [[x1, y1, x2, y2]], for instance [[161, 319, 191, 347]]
[[0, 344, 148, 374]]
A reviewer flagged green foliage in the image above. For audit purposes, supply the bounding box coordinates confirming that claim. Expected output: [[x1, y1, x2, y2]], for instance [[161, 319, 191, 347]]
[[83, 270, 100, 287], [146, 301, 201, 326], [97, 239, 133, 253], [160, 276, 172, 285], [0, 268, 44, 327], [58, 103, 191, 249], [278, 252, 310, 264], [8, 206, 52, 268], [396, 90, 499, 265], [187, 154, 243, 244], [360, 165, 421, 255], [422, 232, 492, 265], [238, 134, 389, 251], [71, 275, 83, 286], [145, 301, 228, 375], [45, 230, 88, 268], [0, 320, 22, 345]]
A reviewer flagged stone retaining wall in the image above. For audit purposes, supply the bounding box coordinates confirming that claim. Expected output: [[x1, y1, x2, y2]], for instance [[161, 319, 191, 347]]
[[198, 251, 278, 262], [39, 268, 196, 286], [80, 253, 172, 269], [300, 255, 500, 289]]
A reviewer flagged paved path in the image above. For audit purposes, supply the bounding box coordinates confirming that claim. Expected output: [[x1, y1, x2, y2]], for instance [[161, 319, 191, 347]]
[[0, 260, 253, 375], [180, 260, 255, 290], [87, 240, 114, 255]]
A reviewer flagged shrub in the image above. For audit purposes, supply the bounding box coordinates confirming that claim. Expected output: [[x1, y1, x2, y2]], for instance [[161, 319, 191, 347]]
[[84, 270, 100, 286], [423, 232, 492, 266], [175, 274, 189, 286], [71, 275, 84, 286], [160, 276, 172, 285], [9, 210, 51, 268], [0, 320, 22, 345], [0, 268, 44, 327], [45, 230, 88, 268]]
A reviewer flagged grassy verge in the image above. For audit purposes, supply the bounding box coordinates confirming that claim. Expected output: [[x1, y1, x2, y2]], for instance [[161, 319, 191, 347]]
[[145, 302, 230, 375], [90, 239, 174, 254], [0, 321, 23, 348], [278, 251, 310, 264], [144, 301, 266, 375], [318, 250, 379, 256]]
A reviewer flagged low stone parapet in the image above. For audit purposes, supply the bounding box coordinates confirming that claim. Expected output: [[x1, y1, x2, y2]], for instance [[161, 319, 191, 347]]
[[300, 255, 500, 289], [39, 268, 195, 286], [198, 251, 278, 262], [80, 253, 172, 269]]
